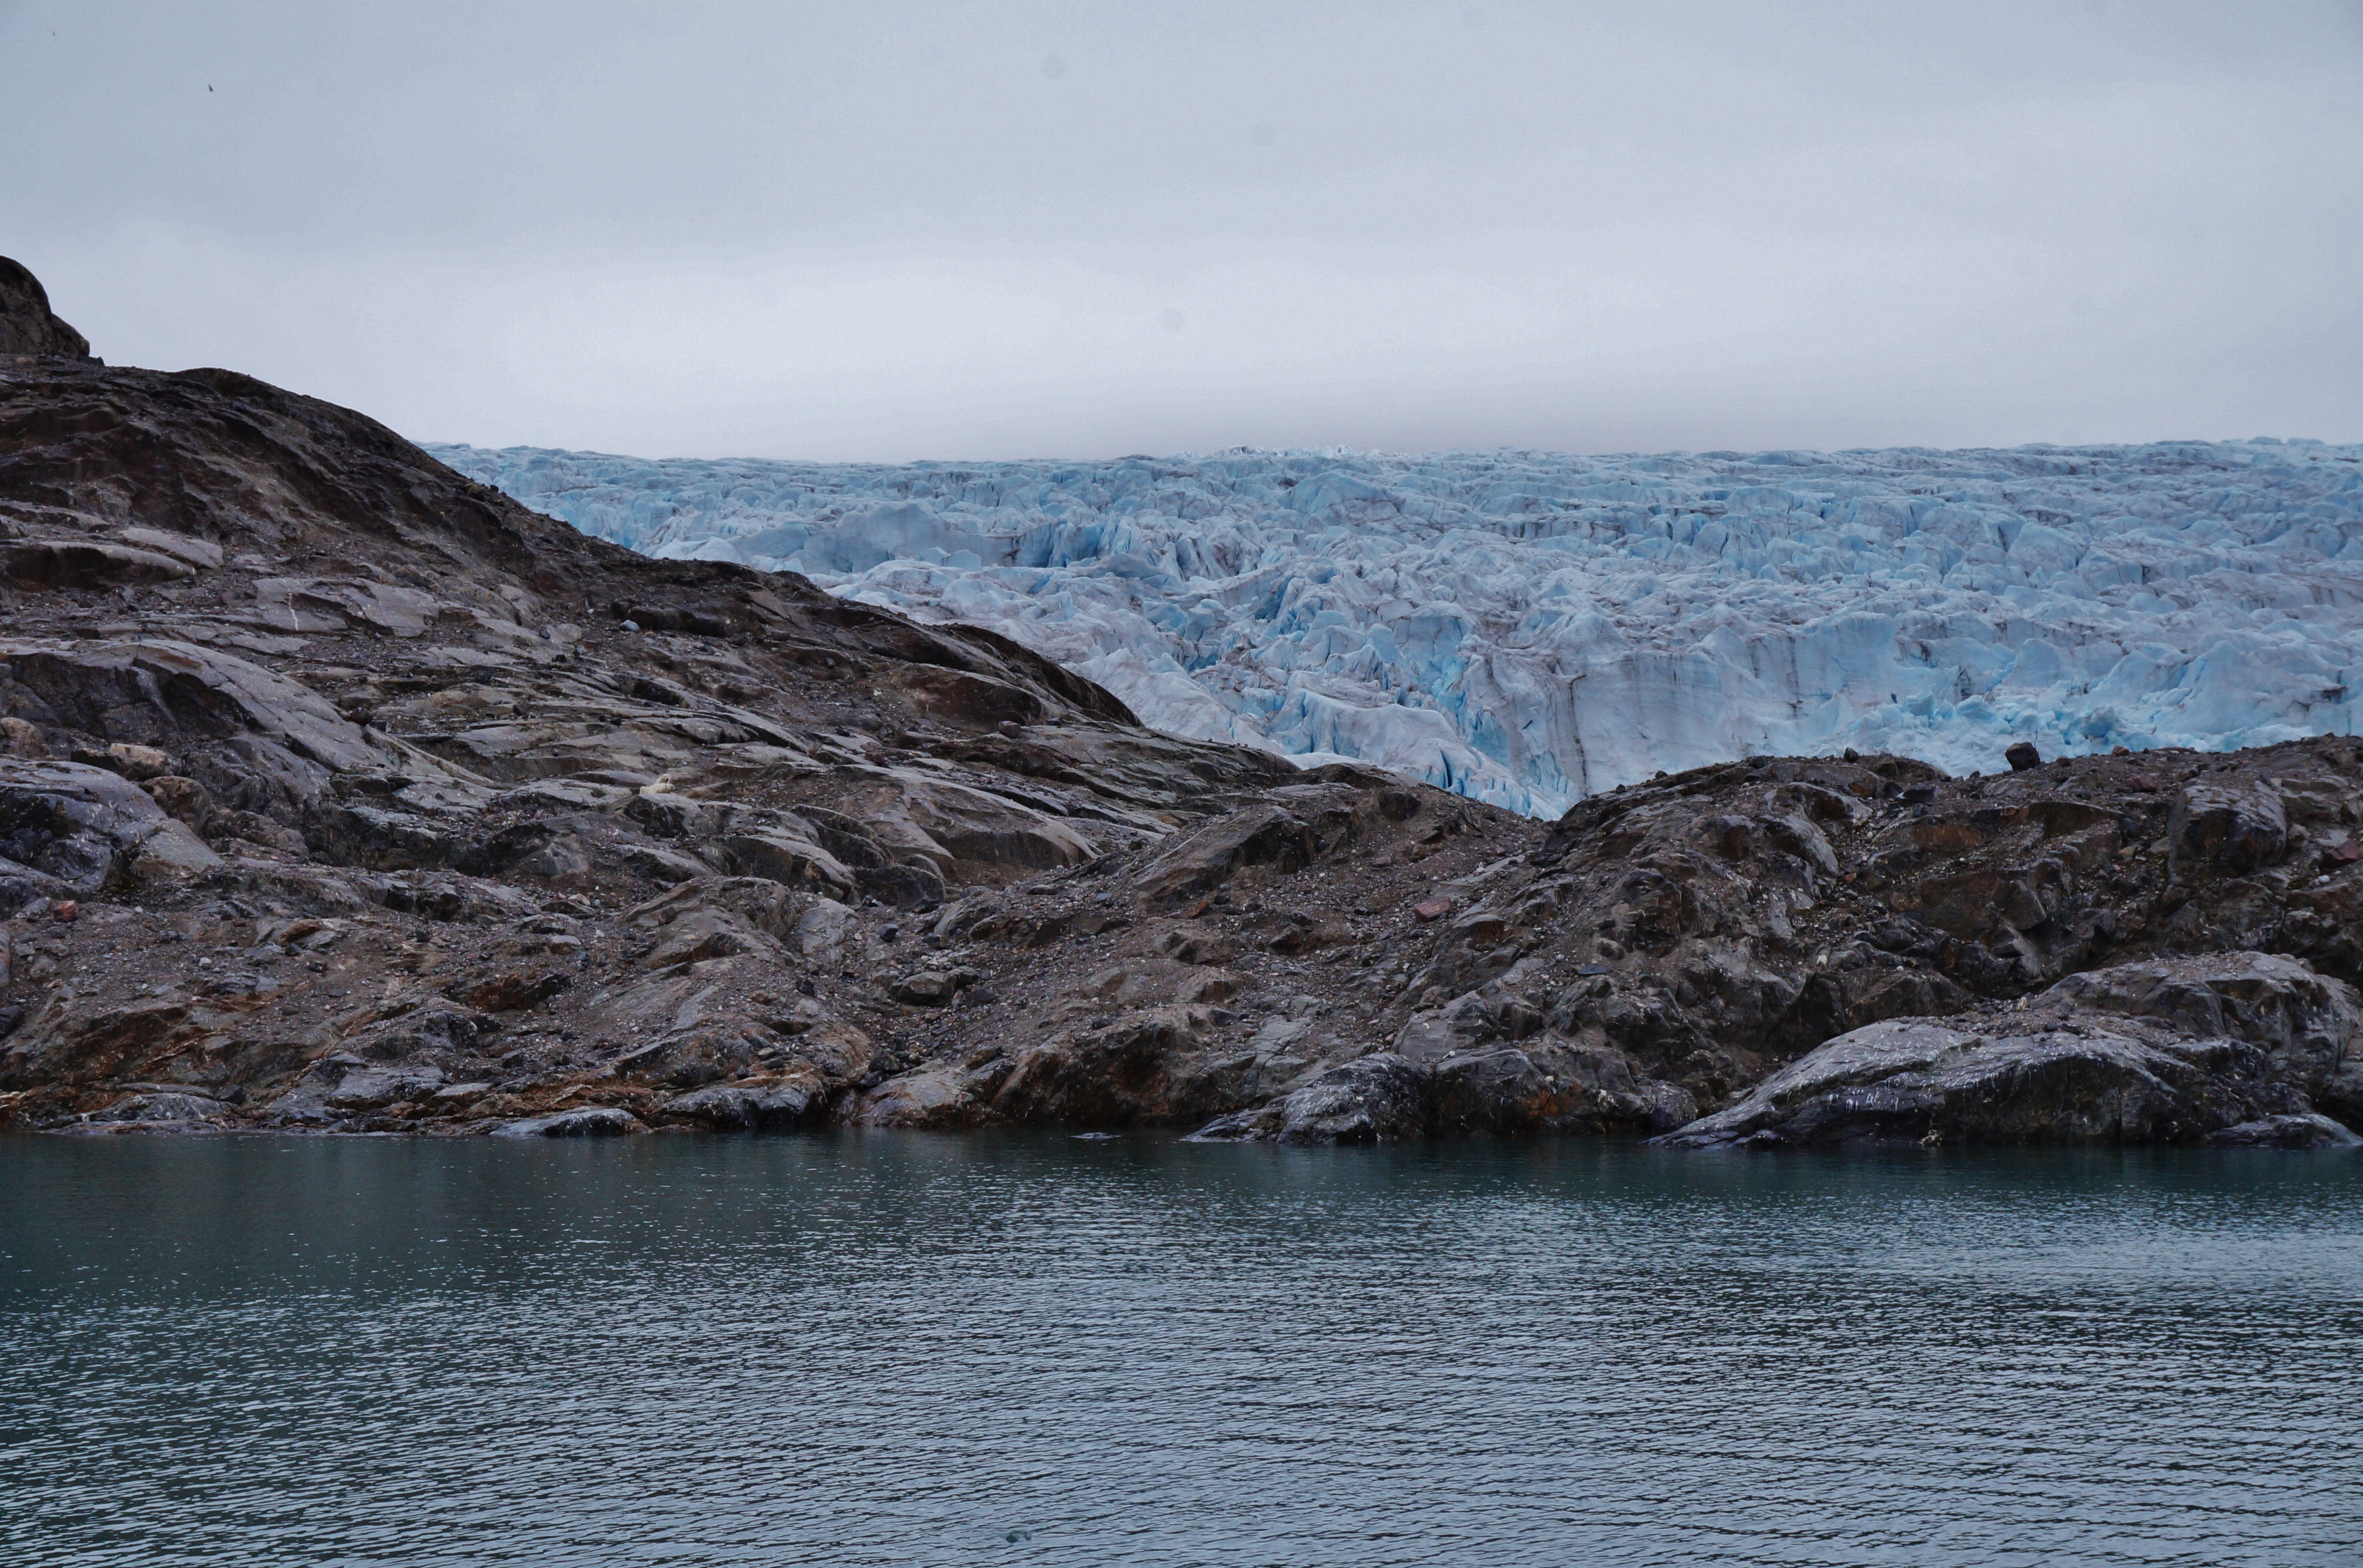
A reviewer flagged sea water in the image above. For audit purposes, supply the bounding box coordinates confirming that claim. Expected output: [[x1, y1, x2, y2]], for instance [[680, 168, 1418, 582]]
[[3, 1134, 2358, 1566]]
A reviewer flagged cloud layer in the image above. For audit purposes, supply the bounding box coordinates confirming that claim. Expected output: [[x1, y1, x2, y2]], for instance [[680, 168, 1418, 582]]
[[6, 1, 2358, 458]]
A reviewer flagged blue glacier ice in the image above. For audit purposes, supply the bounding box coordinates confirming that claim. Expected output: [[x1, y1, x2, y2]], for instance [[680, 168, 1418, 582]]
[[427, 439, 2363, 818]]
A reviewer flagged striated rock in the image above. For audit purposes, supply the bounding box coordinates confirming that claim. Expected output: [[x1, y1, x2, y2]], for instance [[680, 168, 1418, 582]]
[[1193, 1054, 1432, 1145], [660, 1077, 823, 1130], [2169, 779, 2288, 876], [9, 254, 2363, 1149], [5, 540, 193, 590], [0, 640, 387, 770], [988, 1007, 1259, 1127], [1136, 802, 1317, 907], [493, 1106, 648, 1138], [844, 1059, 999, 1130], [1660, 954, 2361, 1148], [327, 1065, 445, 1110], [117, 527, 223, 570], [85, 1089, 230, 1127], [2043, 952, 2357, 1101], [1430, 1042, 1696, 1136], [713, 826, 858, 901], [2208, 1113, 2360, 1149], [1197, 1018, 1694, 1143], [0, 758, 223, 901]]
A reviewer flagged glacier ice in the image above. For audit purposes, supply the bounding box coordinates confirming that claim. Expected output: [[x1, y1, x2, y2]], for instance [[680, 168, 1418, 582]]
[[427, 438, 2363, 818]]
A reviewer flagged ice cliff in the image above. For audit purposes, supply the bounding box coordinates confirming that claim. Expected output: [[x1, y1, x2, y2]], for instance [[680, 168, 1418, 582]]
[[428, 440, 2363, 818]]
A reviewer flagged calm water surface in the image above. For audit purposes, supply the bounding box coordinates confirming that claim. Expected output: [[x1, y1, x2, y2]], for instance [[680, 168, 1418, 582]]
[[3, 1133, 2359, 1567]]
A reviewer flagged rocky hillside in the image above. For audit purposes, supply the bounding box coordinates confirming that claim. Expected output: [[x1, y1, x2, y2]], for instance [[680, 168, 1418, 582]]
[[2, 262, 2357, 1147]]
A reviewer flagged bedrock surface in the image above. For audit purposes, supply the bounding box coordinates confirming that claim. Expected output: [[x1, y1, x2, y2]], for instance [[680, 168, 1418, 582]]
[[4, 259, 2359, 1145]]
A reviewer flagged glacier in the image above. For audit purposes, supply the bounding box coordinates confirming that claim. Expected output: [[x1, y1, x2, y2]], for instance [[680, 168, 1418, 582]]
[[427, 439, 2363, 819]]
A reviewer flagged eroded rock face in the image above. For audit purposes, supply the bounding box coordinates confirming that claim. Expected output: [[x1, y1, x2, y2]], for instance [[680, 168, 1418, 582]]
[[1193, 1054, 1433, 1145], [1189, 1034, 1695, 1145], [1, 256, 2360, 1148], [1659, 953, 2363, 1148], [0, 259, 92, 361], [0, 759, 222, 899]]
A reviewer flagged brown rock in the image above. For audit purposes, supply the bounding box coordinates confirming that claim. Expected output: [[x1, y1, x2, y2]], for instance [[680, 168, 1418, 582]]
[[989, 1007, 1258, 1127], [891, 969, 976, 1006], [74, 742, 172, 781], [136, 774, 211, 831], [1136, 802, 1317, 907], [0, 716, 46, 758], [5, 540, 194, 591], [1152, 925, 1238, 966], [2170, 779, 2288, 875], [448, 968, 572, 1013]]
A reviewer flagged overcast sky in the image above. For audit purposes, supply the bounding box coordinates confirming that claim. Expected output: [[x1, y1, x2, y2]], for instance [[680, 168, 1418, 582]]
[[5, 1, 2360, 461]]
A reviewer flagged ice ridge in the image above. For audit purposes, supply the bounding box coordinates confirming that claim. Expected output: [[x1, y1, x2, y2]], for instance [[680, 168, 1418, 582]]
[[427, 438, 2363, 818]]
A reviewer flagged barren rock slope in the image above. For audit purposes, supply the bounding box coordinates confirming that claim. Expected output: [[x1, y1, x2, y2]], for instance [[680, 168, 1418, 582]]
[[3, 264, 2359, 1145]]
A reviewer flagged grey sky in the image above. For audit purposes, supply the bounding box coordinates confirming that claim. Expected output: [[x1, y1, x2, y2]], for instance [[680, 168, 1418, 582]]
[[5, 1, 2360, 460]]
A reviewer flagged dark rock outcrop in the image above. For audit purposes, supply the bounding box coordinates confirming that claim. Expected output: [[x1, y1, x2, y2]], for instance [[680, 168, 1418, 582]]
[[1658, 953, 2362, 1148], [1192, 1054, 1433, 1145], [0, 259, 93, 361], [1, 256, 2358, 1150]]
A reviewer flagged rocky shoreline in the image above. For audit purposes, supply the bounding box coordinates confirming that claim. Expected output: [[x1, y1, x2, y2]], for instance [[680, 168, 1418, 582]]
[[2, 262, 2359, 1150]]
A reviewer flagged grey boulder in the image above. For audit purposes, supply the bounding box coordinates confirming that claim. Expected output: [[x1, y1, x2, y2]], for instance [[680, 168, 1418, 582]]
[[1660, 952, 2361, 1148], [660, 1079, 823, 1130], [0, 758, 222, 900], [1191, 1053, 1432, 1145], [493, 1106, 648, 1138]]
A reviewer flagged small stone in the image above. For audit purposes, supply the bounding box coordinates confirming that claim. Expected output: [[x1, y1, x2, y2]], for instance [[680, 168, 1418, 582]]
[[891, 969, 974, 1006], [1413, 897, 1452, 922], [1178, 969, 1242, 1004], [0, 716, 46, 758], [51, 901, 77, 924], [139, 775, 213, 829], [2005, 741, 2042, 771], [103, 742, 172, 781]]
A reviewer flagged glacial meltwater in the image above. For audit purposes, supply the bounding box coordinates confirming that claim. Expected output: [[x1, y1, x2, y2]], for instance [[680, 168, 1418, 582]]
[[3, 1135, 2359, 1567]]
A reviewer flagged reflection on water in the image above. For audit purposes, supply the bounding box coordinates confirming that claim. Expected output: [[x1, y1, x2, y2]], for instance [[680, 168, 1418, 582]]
[[3, 1134, 2359, 1567]]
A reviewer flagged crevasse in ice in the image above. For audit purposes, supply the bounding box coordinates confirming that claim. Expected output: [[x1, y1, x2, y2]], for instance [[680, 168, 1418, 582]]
[[427, 439, 2363, 818]]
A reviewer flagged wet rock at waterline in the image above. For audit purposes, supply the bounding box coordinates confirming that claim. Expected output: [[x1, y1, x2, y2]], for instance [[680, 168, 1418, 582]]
[[1656, 953, 2363, 1148]]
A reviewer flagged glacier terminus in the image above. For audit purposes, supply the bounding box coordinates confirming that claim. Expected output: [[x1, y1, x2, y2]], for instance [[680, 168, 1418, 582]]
[[430, 440, 2363, 818]]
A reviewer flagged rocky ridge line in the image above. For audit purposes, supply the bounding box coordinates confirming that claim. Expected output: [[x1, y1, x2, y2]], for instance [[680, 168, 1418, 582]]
[[1, 260, 2358, 1150]]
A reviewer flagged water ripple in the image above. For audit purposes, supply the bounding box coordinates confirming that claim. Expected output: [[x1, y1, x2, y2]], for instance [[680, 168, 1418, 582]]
[[3, 1136, 2359, 1566]]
